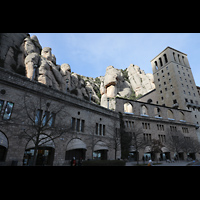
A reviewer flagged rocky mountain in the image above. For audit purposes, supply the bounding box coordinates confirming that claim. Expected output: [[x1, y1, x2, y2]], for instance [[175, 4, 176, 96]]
[[0, 33, 155, 107]]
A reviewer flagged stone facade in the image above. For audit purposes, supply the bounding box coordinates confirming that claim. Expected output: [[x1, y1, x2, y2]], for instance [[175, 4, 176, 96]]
[[0, 68, 120, 165], [1, 34, 200, 165]]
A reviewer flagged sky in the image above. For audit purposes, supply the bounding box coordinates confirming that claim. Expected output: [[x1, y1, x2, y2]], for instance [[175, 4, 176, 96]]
[[30, 33, 200, 85]]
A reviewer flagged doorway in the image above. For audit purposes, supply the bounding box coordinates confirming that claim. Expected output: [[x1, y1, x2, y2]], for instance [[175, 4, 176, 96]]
[[23, 147, 55, 166]]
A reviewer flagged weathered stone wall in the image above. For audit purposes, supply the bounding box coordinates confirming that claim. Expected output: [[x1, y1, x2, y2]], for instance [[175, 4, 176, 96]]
[[0, 67, 120, 165]]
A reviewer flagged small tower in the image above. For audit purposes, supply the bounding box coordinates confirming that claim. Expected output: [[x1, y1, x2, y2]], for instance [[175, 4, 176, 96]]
[[151, 46, 199, 110]]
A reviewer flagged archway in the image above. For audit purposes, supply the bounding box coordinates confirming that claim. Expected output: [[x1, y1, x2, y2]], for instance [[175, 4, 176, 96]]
[[179, 111, 185, 121], [23, 134, 55, 166], [167, 109, 174, 119], [124, 102, 133, 113], [0, 131, 8, 162], [141, 105, 148, 116], [93, 141, 108, 160], [65, 138, 87, 160]]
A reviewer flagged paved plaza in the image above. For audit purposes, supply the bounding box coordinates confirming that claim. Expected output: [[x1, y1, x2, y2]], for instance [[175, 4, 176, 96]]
[[125, 160, 196, 166]]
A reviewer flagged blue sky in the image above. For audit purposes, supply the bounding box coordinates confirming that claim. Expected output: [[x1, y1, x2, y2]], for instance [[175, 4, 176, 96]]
[[30, 33, 200, 86]]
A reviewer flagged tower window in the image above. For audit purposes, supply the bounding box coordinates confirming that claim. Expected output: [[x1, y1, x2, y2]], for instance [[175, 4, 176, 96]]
[[155, 61, 158, 70], [173, 52, 176, 62], [164, 54, 168, 63], [159, 57, 163, 67]]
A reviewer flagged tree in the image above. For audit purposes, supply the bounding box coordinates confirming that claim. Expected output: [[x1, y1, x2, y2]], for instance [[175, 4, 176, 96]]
[[131, 128, 150, 165], [18, 94, 72, 166], [119, 112, 132, 159], [165, 129, 184, 161], [150, 139, 164, 162]]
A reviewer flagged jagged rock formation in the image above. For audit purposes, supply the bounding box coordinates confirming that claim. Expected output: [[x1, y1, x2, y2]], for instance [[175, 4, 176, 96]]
[[0, 33, 155, 108], [99, 65, 155, 109], [127, 64, 155, 97], [0, 33, 100, 104]]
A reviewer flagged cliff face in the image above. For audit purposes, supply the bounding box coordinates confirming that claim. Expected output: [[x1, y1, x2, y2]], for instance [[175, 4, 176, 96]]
[[0, 33, 155, 106]]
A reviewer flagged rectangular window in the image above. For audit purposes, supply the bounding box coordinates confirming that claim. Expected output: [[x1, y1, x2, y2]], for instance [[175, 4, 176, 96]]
[[3, 101, 14, 120], [103, 125, 105, 136], [81, 120, 85, 132], [99, 124, 102, 136], [0, 100, 4, 113], [76, 119, 80, 132], [48, 112, 56, 127], [42, 111, 50, 126], [35, 109, 43, 125], [96, 123, 98, 135], [71, 117, 76, 130]]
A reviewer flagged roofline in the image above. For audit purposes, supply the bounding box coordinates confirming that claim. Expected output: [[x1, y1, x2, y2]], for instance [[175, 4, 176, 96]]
[[150, 46, 187, 62]]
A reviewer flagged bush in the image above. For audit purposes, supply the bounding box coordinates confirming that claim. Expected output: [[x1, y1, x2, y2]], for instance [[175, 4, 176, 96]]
[[82, 160, 126, 166]]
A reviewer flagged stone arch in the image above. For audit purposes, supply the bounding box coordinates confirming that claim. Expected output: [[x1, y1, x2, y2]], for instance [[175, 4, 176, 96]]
[[65, 138, 87, 160], [93, 140, 108, 160], [124, 102, 133, 113], [167, 109, 174, 119], [23, 134, 55, 166], [141, 105, 148, 116], [154, 107, 162, 117], [0, 131, 8, 162], [179, 111, 185, 121]]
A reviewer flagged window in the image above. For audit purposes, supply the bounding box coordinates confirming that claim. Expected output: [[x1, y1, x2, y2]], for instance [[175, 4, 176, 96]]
[[71, 117, 76, 130], [167, 109, 174, 119], [96, 123, 105, 136], [96, 123, 98, 135], [3, 102, 14, 120], [142, 122, 150, 129], [164, 54, 168, 63], [48, 112, 56, 127], [173, 52, 176, 62], [35, 109, 43, 125], [159, 57, 163, 66], [182, 127, 189, 133], [170, 126, 177, 132], [42, 111, 50, 126], [178, 54, 181, 64], [141, 105, 148, 116], [76, 119, 80, 132], [143, 134, 151, 141], [173, 99, 177, 104], [182, 56, 185, 65], [81, 120, 85, 132], [0, 100, 4, 113], [155, 61, 158, 70]]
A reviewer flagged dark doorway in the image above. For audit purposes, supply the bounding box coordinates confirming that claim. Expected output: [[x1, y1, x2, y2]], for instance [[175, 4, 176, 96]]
[[23, 147, 55, 166], [0, 146, 7, 161], [65, 149, 86, 160]]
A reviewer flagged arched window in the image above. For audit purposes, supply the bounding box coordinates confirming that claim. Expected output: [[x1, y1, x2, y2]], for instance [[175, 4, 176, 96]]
[[154, 107, 162, 118], [167, 109, 174, 120], [179, 111, 185, 121], [124, 102, 133, 114], [154, 61, 158, 70], [141, 105, 148, 116]]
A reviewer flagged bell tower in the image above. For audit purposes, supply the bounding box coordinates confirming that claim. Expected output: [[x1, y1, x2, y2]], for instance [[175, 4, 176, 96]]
[[151, 46, 199, 110]]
